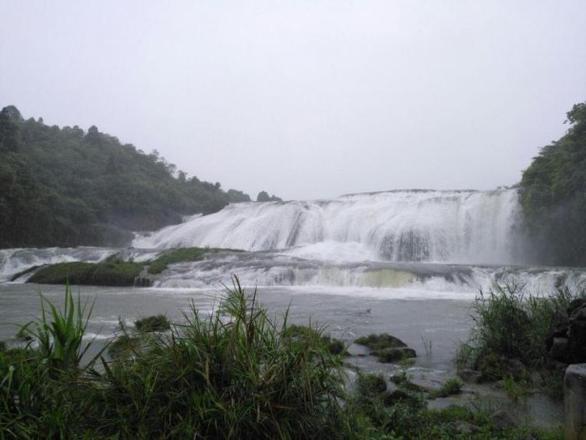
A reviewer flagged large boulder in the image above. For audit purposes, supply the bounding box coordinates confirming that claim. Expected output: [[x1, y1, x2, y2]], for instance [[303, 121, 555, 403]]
[[354, 333, 416, 363], [548, 299, 586, 364]]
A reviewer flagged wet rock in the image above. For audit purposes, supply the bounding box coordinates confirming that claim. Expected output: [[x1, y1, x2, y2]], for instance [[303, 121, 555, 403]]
[[550, 337, 569, 360], [355, 333, 408, 349], [491, 410, 516, 430], [347, 343, 369, 357], [548, 301, 586, 363], [354, 333, 416, 363], [564, 363, 586, 440], [373, 347, 416, 363], [458, 368, 482, 383], [568, 298, 586, 316]]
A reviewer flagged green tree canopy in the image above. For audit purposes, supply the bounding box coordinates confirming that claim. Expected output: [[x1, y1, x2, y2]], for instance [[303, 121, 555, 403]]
[[0, 106, 252, 248], [520, 102, 586, 266]]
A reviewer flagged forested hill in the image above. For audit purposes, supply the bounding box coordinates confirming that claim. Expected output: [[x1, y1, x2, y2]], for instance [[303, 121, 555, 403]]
[[520, 102, 586, 267], [0, 105, 251, 248]]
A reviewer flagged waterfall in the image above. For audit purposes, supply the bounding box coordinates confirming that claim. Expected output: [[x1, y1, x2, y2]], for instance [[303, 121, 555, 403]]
[[134, 189, 524, 265], [0, 247, 118, 282]]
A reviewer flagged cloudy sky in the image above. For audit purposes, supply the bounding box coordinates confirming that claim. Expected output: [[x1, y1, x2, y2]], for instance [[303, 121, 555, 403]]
[[1, 1, 585, 200]]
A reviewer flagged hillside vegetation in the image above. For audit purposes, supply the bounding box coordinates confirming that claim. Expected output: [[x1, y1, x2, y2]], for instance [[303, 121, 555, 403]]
[[520, 102, 586, 266], [0, 105, 251, 248]]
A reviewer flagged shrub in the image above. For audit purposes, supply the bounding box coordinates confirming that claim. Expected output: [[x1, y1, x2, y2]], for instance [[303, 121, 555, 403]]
[[134, 315, 171, 333], [459, 284, 583, 385], [432, 378, 463, 398], [283, 324, 348, 356]]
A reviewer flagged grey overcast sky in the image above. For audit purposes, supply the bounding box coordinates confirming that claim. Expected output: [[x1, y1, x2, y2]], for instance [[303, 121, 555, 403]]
[[1, 1, 585, 200]]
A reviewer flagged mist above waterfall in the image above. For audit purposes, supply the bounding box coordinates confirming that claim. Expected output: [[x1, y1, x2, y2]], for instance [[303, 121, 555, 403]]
[[134, 188, 525, 265]]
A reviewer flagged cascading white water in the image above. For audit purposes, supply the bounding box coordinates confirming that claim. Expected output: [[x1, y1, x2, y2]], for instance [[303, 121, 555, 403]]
[[0, 247, 118, 282], [133, 189, 524, 265]]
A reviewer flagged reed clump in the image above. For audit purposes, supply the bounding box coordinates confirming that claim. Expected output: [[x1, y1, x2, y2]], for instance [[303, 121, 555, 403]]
[[0, 277, 349, 439]]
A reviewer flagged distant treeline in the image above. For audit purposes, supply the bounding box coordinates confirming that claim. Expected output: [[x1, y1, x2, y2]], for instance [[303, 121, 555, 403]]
[[0, 106, 260, 248], [520, 102, 586, 266]]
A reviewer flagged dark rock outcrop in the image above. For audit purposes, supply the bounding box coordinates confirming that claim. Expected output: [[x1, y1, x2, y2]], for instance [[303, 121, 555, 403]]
[[547, 298, 586, 364]]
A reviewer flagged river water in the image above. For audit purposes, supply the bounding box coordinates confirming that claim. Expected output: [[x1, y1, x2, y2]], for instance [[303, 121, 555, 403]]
[[1, 189, 583, 427]]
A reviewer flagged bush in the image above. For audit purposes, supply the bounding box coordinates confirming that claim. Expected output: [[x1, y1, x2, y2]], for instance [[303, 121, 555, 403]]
[[283, 324, 348, 356], [432, 378, 463, 398], [355, 333, 415, 363], [459, 284, 583, 386], [134, 315, 171, 333]]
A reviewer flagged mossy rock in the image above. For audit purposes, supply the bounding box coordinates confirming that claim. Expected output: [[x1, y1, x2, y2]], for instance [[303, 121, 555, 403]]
[[147, 247, 237, 274], [372, 347, 416, 363], [135, 315, 171, 333], [355, 333, 416, 363], [390, 373, 426, 393], [28, 261, 145, 286], [9, 265, 40, 282], [355, 333, 408, 350]]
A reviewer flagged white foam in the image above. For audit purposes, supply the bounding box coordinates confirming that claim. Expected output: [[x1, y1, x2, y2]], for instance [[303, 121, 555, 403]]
[[133, 189, 524, 265]]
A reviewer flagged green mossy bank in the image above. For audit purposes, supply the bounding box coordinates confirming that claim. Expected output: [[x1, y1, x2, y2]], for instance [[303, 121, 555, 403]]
[[28, 261, 144, 286], [26, 247, 235, 287]]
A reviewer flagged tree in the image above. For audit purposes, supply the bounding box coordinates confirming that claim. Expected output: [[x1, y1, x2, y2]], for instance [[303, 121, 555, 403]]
[[0, 106, 244, 248], [257, 191, 282, 202], [520, 102, 586, 266], [0, 106, 21, 152]]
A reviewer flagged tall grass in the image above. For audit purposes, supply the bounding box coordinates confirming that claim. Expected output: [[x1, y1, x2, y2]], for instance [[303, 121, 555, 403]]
[[458, 283, 582, 385], [0, 277, 351, 439], [19, 285, 96, 371], [0, 285, 98, 438]]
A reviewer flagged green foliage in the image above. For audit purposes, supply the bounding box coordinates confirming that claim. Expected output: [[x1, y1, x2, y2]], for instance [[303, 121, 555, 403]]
[[0, 282, 567, 439], [355, 334, 407, 351], [256, 190, 283, 202], [356, 373, 387, 396], [107, 334, 142, 360], [502, 375, 531, 402], [0, 105, 251, 248], [432, 378, 463, 398], [0, 278, 354, 438], [18, 285, 96, 371], [134, 315, 171, 333], [459, 284, 582, 387], [282, 324, 348, 356], [520, 102, 586, 266], [28, 260, 144, 286], [226, 189, 251, 203]]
